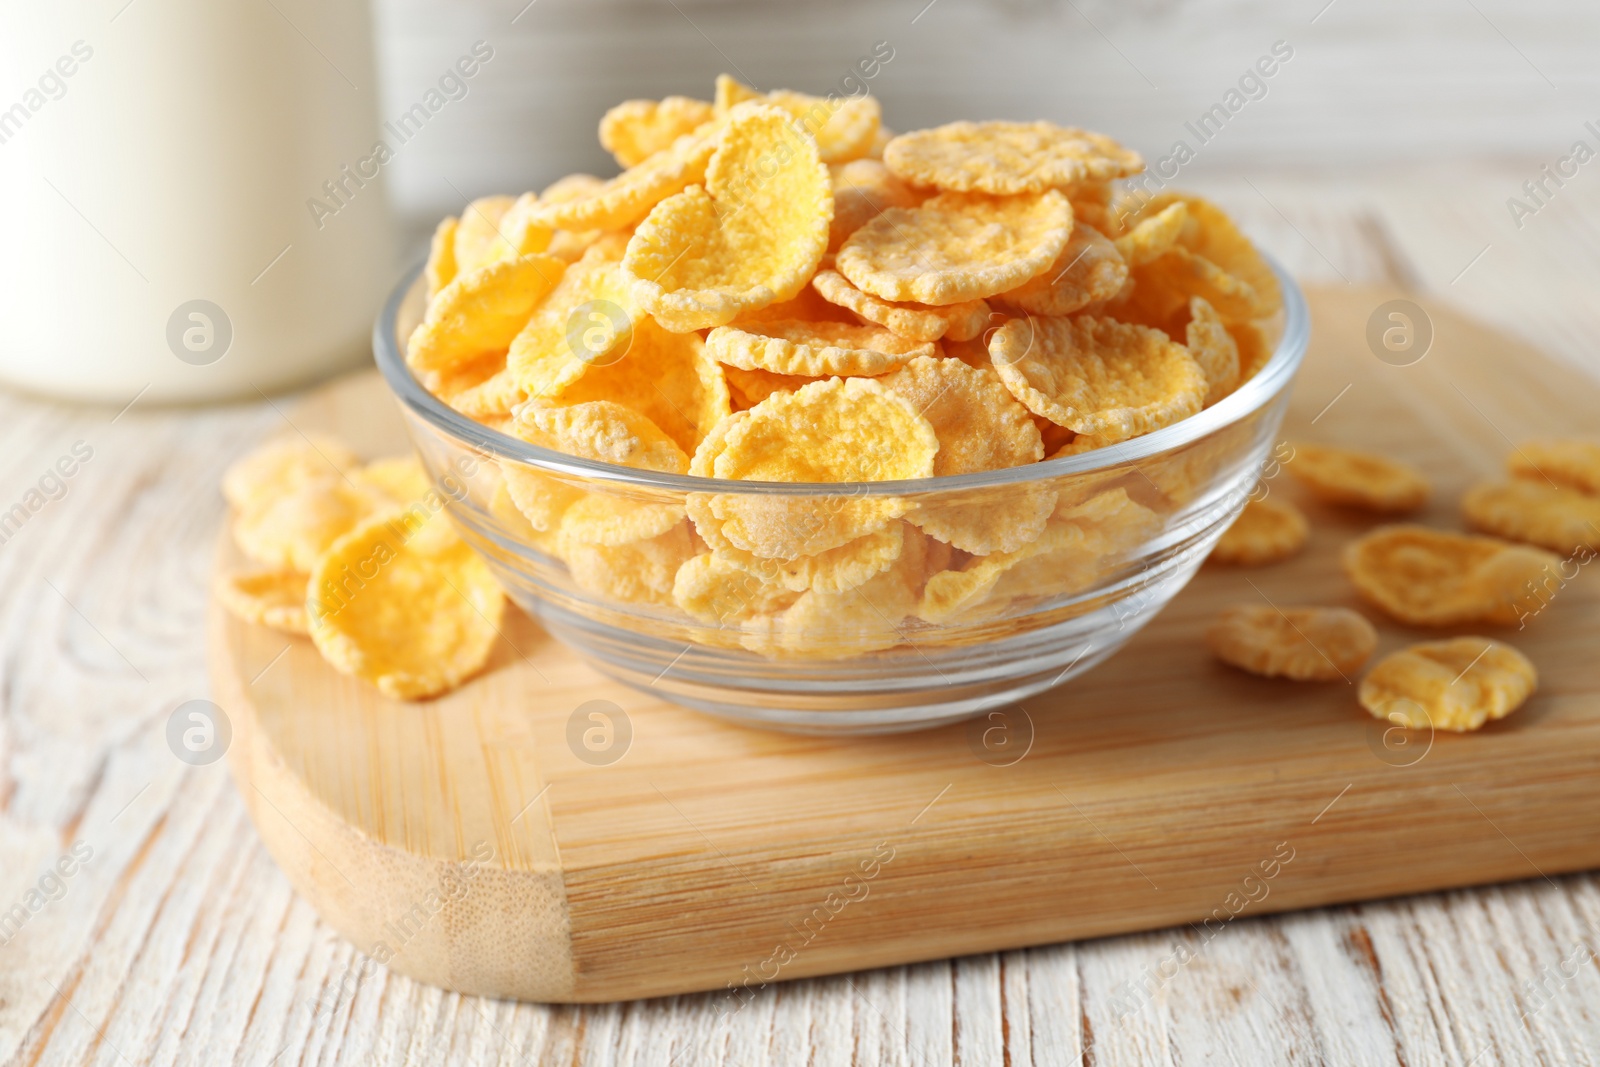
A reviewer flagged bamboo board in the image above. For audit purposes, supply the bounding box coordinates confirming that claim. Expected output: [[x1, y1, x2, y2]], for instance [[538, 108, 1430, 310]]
[[211, 285, 1600, 1004]]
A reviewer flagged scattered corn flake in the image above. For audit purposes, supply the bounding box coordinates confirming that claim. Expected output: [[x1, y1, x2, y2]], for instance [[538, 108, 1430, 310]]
[[407, 253, 567, 374], [215, 568, 309, 635], [828, 159, 923, 252], [1286, 442, 1430, 513], [600, 96, 716, 168], [1463, 479, 1600, 554], [837, 190, 1074, 306], [882, 120, 1143, 194], [625, 104, 831, 332], [233, 477, 390, 572], [1207, 604, 1376, 681], [1209, 496, 1309, 566], [1359, 636, 1536, 732], [707, 319, 933, 376], [989, 314, 1206, 442], [1342, 524, 1562, 626], [309, 513, 504, 700], [1185, 296, 1242, 407], [713, 74, 881, 164], [1510, 439, 1600, 496], [811, 269, 989, 343], [996, 222, 1128, 317], [223, 434, 362, 512]]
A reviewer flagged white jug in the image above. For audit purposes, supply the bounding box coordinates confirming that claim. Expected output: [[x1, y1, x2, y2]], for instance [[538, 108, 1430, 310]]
[[0, 0, 395, 404]]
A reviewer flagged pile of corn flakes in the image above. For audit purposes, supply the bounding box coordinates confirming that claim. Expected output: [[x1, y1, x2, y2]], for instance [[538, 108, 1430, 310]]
[[385, 76, 1288, 672], [1206, 436, 1598, 732]]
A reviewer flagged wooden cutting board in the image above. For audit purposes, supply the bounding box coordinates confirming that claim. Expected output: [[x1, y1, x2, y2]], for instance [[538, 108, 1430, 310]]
[[211, 285, 1600, 1005]]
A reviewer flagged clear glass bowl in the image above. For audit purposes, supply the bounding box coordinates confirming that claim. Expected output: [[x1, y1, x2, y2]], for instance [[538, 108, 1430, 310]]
[[373, 258, 1309, 733]]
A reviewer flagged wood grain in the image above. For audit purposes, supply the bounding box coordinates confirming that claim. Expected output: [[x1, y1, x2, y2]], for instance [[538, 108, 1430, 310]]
[[4, 178, 1600, 1064], [210, 285, 1600, 1008]]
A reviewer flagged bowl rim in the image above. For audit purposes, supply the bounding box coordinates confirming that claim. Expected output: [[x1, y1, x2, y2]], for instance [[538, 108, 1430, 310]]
[[372, 252, 1309, 496]]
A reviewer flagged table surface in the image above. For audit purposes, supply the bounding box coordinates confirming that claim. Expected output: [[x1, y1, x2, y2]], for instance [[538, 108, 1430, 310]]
[[1, 167, 1598, 1066]]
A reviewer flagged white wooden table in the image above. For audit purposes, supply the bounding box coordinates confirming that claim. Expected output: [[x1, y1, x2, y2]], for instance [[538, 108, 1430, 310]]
[[2, 171, 1598, 1065]]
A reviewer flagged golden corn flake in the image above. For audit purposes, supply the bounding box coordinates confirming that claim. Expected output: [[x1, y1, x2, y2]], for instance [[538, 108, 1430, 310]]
[[1286, 443, 1430, 513], [702, 523, 906, 596], [714, 74, 881, 164], [600, 95, 715, 168], [350, 455, 433, 506], [1185, 297, 1241, 407], [494, 193, 556, 258], [811, 269, 989, 343], [881, 356, 1041, 476], [1207, 604, 1377, 682], [836, 190, 1074, 306], [452, 195, 517, 275], [530, 127, 716, 233], [557, 491, 684, 548], [624, 104, 831, 332], [489, 480, 562, 557], [1126, 192, 1280, 321], [672, 550, 801, 624], [919, 520, 1091, 624], [233, 477, 389, 572], [1209, 496, 1310, 566], [425, 216, 458, 299], [511, 399, 689, 473], [996, 222, 1128, 316], [698, 378, 937, 558], [1231, 318, 1275, 383], [500, 465, 582, 533], [882, 120, 1143, 194], [508, 245, 636, 400], [1510, 438, 1600, 496], [215, 568, 310, 635], [723, 365, 822, 410], [407, 253, 566, 374], [1463, 479, 1600, 554], [828, 159, 923, 253], [1359, 637, 1536, 733], [223, 433, 361, 512], [1342, 524, 1561, 627], [444, 361, 523, 419], [559, 316, 732, 455], [989, 314, 1206, 442], [707, 319, 933, 376], [310, 514, 505, 700], [1113, 202, 1186, 267], [561, 520, 697, 608]]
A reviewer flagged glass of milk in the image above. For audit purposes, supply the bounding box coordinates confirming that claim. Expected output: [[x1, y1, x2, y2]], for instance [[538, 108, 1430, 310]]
[[0, 0, 396, 404]]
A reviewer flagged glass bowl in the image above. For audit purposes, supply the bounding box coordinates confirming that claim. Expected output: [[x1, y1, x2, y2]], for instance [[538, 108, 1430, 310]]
[[373, 257, 1308, 734]]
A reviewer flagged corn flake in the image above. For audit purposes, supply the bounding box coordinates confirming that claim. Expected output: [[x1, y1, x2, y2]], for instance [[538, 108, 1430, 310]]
[[215, 568, 310, 635], [1510, 438, 1600, 496], [882, 120, 1143, 194], [310, 514, 505, 700], [223, 434, 361, 512], [996, 222, 1128, 316], [624, 104, 831, 332], [1463, 479, 1600, 554], [714, 74, 881, 164], [837, 190, 1074, 306], [530, 128, 717, 232], [1209, 496, 1309, 566], [707, 319, 933, 376], [1342, 524, 1561, 626], [1185, 296, 1242, 407], [600, 96, 715, 168], [1286, 443, 1430, 513], [1359, 637, 1536, 732], [811, 269, 989, 343], [425, 216, 458, 299], [829, 159, 923, 252], [407, 253, 567, 374], [1207, 604, 1376, 681], [989, 314, 1206, 442]]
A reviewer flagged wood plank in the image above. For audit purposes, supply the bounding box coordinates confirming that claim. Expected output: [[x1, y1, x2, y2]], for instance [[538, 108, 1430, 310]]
[[211, 284, 1600, 1006]]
